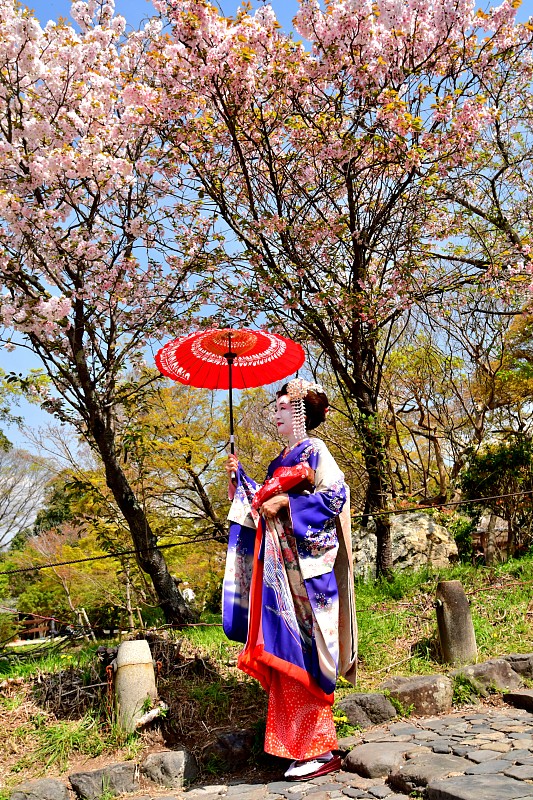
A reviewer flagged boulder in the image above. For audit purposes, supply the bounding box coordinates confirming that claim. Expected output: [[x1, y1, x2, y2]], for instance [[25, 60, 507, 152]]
[[10, 779, 69, 800], [69, 762, 138, 799], [503, 689, 533, 713], [388, 753, 466, 793], [503, 654, 533, 679], [353, 513, 458, 578], [202, 728, 255, 769], [450, 658, 522, 693], [337, 693, 397, 728], [343, 741, 425, 778], [141, 749, 198, 788], [380, 674, 453, 716]]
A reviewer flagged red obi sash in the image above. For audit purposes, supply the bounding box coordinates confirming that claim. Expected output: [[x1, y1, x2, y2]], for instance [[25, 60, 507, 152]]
[[251, 463, 315, 511]]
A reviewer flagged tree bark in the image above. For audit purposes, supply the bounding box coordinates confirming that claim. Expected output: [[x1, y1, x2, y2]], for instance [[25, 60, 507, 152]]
[[484, 512, 497, 566], [62, 319, 197, 626], [94, 426, 197, 625], [358, 409, 393, 577]]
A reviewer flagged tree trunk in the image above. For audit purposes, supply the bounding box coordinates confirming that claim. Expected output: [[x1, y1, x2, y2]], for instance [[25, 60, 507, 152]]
[[507, 518, 515, 560], [484, 512, 497, 566], [92, 420, 197, 626], [358, 408, 394, 577], [125, 567, 136, 631]]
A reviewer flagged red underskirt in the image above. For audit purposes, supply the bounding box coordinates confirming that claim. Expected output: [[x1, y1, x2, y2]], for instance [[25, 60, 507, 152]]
[[238, 522, 337, 760]]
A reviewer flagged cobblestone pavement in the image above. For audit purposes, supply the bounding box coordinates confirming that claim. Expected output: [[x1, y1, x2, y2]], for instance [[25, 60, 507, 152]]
[[175, 705, 533, 800]]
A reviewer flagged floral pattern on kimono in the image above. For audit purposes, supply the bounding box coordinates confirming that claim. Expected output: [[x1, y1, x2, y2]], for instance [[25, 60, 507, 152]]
[[223, 437, 348, 698]]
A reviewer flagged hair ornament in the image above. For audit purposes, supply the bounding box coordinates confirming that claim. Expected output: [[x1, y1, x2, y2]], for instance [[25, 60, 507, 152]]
[[285, 379, 325, 442], [286, 378, 325, 400]]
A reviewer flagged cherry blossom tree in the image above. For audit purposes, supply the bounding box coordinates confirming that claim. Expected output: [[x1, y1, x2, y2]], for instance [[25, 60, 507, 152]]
[[0, 448, 53, 549], [148, 0, 533, 575], [0, 0, 218, 621]]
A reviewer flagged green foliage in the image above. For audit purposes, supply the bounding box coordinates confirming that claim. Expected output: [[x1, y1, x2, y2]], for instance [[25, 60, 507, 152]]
[[452, 674, 483, 706], [460, 435, 533, 554], [96, 789, 116, 800], [382, 690, 414, 717], [189, 681, 233, 722], [8, 527, 33, 552], [202, 575, 223, 614], [13, 713, 105, 773], [202, 753, 226, 775], [0, 639, 101, 679], [332, 706, 361, 738], [354, 555, 533, 688], [0, 610, 21, 643], [447, 515, 477, 563], [32, 473, 80, 535]]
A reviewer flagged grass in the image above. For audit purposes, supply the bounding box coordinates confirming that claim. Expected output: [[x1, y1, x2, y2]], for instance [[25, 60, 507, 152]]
[[452, 674, 485, 706], [0, 639, 102, 681], [8, 711, 142, 775], [354, 554, 533, 688], [1, 556, 532, 789]]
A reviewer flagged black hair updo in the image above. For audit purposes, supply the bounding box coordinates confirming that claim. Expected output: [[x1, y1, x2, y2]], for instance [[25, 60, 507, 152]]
[[277, 383, 329, 431]]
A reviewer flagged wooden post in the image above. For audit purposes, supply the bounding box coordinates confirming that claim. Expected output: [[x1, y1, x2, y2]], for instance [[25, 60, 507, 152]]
[[436, 580, 477, 665]]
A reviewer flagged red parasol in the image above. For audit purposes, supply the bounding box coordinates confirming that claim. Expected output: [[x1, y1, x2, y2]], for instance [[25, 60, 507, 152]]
[[155, 328, 305, 453]]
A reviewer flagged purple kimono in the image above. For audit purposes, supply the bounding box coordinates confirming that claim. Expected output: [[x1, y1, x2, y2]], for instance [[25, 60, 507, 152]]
[[223, 437, 356, 697]]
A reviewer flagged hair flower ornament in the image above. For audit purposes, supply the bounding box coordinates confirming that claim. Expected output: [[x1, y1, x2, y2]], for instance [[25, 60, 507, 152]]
[[286, 378, 325, 399], [285, 379, 326, 441]]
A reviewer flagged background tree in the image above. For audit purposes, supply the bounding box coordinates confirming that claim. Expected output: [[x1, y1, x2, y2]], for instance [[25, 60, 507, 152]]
[[151, 0, 533, 575], [0, 0, 219, 622], [460, 435, 533, 559], [0, 448, 54, 550]]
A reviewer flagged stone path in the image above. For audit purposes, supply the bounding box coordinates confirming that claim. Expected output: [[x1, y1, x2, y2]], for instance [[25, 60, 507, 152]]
[[180, 704, 533, 800], [10, 702, 533, 799]]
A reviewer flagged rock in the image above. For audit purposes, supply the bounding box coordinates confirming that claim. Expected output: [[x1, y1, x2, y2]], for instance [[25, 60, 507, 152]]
[[140, 749, 198, 788], [388, 753, 466, 793], [186, 787, 227, 798], [450, 658, 522, 693], [343, 741, 422, 778], [10, 779, 69, 800], [465, 759, 511, 774], [352, 512, 458, 578], [505, 765, 533, 781], [69, 762, 138, 799], [504, 690, 533, 713], [503, 654, 533, 679], [203, 728, 255, 769], [465, 749, 506, 763], [436, 580, 477, 665], [427, 774, 533, 800], [368, 786, 393, 798], [380, 674, 453, 716], [337, 693, 397, 728], [338, 733, 363, 750]]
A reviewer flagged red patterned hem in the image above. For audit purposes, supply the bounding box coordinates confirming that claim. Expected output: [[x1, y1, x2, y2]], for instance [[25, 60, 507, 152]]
[[264, 671, 337, 760]]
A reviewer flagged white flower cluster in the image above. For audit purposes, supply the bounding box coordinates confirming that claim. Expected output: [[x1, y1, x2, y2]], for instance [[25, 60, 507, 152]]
[[286, 379, 326, 442], [286, 378, 325, 401]]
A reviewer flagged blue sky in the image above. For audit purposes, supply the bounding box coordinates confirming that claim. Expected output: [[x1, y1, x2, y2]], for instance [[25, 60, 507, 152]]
[[2, 0, 533, 447], [28, 0, 302, 30]]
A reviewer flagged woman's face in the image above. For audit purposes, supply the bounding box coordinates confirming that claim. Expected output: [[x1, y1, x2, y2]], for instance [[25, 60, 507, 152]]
[[275, 394, 293, 439]]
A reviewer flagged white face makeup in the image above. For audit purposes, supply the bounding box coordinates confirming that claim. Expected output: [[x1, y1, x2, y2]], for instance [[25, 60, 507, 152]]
[[275, 394, 294, 439]]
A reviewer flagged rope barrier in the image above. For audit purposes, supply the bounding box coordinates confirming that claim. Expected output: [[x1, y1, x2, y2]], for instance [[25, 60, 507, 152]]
[[0, 535, 220, 576], [0, 487, 532, 578]]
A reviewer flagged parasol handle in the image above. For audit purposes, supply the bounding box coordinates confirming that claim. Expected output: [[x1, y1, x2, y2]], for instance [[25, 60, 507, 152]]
[[225, 336, 236, 481]]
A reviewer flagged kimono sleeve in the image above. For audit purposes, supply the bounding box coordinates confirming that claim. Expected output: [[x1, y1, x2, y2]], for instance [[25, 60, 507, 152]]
[[222, 464, 259, 643], [287, 439, 347, 580]]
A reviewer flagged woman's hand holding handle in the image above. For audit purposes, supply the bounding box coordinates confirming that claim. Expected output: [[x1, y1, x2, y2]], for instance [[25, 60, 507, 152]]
[[224, 454, 239, 488]]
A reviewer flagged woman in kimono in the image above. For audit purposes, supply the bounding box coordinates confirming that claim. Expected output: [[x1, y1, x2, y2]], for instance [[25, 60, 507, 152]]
[[223, 378, 357, 781]]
